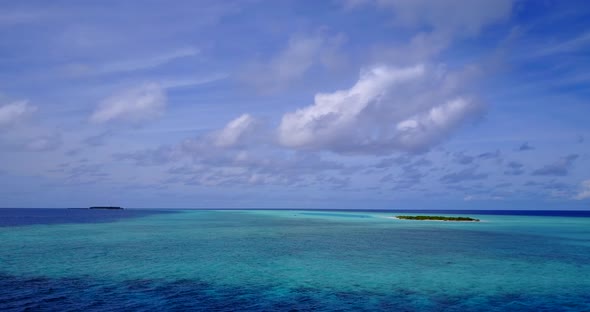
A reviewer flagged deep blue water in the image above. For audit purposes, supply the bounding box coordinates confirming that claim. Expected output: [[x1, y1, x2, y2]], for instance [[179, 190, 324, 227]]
[[0, 209, 589, 311], [0, 208, 172, 227]]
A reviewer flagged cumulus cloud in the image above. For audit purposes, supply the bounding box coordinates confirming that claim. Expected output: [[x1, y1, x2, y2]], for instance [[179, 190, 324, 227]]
[[90, 83, 166, 124], [0, 100, 37, 127], [395, 97, 482, 151], [279, 65, 424, 150], [575, 180, 590, 200], [113, 114, 263, 166], [277, 65, 482, 154]]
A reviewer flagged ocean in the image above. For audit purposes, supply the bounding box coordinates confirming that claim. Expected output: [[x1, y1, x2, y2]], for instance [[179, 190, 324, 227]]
[[0, 208, 589, 311]]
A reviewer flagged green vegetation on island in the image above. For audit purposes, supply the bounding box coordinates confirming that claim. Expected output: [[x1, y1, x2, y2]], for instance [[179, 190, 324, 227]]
[[395, 215, 480, 222]]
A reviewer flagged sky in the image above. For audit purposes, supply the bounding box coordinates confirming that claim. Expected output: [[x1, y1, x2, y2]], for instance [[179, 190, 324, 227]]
[[0, 0, 589, 209]]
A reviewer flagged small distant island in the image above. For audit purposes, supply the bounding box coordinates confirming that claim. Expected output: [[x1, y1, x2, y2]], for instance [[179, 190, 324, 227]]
[[395, 215, 479, 222], [89, 206, 124, 210]]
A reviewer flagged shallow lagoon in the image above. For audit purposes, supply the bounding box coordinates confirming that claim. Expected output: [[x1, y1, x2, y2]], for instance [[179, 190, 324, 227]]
[[1, 209, 589, 311]]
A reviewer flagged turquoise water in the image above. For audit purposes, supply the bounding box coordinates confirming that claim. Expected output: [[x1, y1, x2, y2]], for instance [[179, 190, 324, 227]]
[[1, 209, 589, 311]]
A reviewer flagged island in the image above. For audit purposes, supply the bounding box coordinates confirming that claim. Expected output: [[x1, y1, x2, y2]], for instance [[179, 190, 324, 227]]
[[395, 215, 479, 222], [89, 206, 124, 210]]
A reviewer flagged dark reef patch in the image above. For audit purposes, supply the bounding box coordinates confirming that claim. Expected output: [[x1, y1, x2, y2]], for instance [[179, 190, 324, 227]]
[[0, 208, 177, 227]]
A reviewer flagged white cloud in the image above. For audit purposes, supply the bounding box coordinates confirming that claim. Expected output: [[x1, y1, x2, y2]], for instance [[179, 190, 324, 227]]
[[214, 114, 258, 147], [346, 0, 513, 38], [395, 97, 481, 151], [0, 10, 49, 26], [90, 83, 167, 124], [575, 180, 590, 200], [349, 0, 513, 65], [159, 74, 228, 89], [26, 133, 62, 151], [464, 194, 503, 201], [272, 35, 324, 80], [245, 32, 346, 91], [278, 65, 423, 149], [100, 48, 198, 74], [536, 31, 590, 57], [278, 64, 481, 154], [0, 98, 62, 153], [0, 100, 37, 127], [65, 47, 199, 77]]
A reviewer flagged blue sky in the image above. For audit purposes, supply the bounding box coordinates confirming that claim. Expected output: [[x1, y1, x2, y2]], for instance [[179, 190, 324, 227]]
[[1, 0, 589, 209]]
